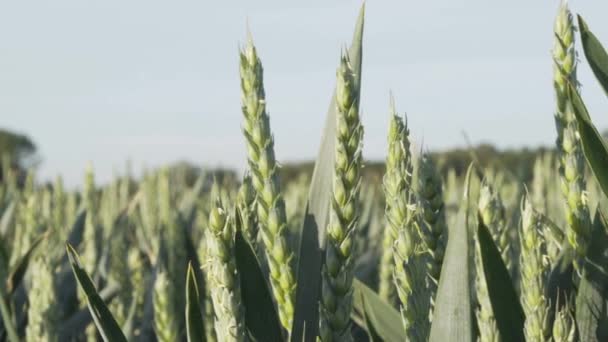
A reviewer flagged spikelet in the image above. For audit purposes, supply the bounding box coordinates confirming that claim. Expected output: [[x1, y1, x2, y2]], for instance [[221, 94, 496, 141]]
[[237, 174, 258, 247], [552, 302, 575, 342]]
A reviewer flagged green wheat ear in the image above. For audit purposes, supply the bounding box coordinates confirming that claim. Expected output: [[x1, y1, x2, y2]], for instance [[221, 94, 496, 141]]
[[239, 35, 296, 332], [519, 195, 550, 342], [319, 52, 364, 342], [416, 153, 447, 297], [552, 0, 590, 274], [205, 202, 247, 342], [379, 97, 414, 306]]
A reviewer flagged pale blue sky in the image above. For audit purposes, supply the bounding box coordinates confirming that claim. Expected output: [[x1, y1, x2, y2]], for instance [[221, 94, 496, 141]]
[[1, 1, 608, 186]]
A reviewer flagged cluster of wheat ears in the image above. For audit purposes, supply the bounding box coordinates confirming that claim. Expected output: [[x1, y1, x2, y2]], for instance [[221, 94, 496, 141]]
[[0, 2, 607, 342]]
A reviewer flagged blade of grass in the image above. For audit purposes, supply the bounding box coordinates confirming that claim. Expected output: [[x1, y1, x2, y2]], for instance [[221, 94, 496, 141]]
[[234, 215, 282, 342], [429, 164, 474, 342], [352, 279, 405, 341], [568, 82, 608, 198], [6, 232, 47, 295], [186, 262, 205, 342], [578, 15, 608, 96], [477, 216, 525, 342], [66, 243, 127, 342]]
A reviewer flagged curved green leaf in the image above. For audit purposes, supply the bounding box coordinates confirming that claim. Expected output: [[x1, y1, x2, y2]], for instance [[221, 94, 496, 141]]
[[234, 215, 282, 342], [291, 4, 365, 340], [66, 243, 127, 342], [6, 232, 47, 295], [578, 15, 608, 96], [352, 279, 405, 342], [186, 262, 205, 342], [477, 217, 525, 342], [568, 82, 608, 198]]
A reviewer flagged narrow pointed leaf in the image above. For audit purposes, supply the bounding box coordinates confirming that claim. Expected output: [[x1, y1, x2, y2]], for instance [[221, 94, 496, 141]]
[[291, 5, 365, 340], [66, 243, 127, 342], [58, 282, 121, 340], [6, 232, 47, 295], [576, 210, 608, 341], [186, 262, 206, 342], [578, 15, 608, 96], [429, 208, 473, 342], [234, 216, 282, 342], [352, 279, 405, 342], [568, 82, 608, 198], [477, 217, 525, 342]]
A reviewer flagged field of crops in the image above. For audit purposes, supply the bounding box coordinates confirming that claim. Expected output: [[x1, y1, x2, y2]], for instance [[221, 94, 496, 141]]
[[1, 2, 608, 342]]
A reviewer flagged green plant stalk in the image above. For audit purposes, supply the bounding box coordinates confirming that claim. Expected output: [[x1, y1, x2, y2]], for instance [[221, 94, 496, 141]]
[[417, 153, 447, 297], [519, 196, 550, 342], [553, 0, 591, 274], [205, 204, 246, 342], [379, 102, 414, 305], [319, 53, 364, 342], [239, 37, 295, 331]]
